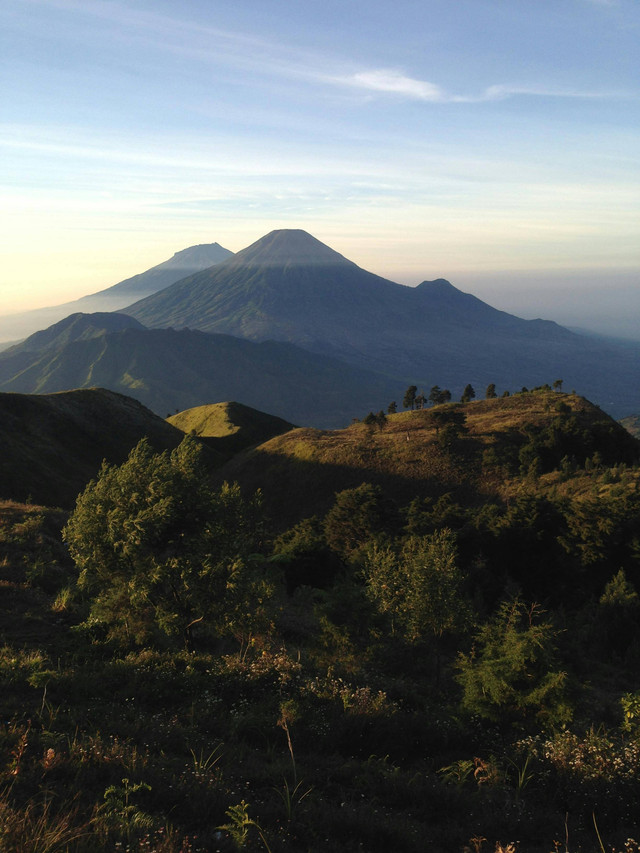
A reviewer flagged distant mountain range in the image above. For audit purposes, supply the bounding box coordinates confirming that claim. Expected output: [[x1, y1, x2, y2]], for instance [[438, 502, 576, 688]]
[[0, 313, 401, 428], [123, 229, 640, 418], [0, 242, 233, 344], [1, 228, 639, 423]]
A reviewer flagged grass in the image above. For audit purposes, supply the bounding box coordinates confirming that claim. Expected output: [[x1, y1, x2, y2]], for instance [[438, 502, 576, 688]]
[[168, 401, 295, 459], [218, 390, 634, 530]]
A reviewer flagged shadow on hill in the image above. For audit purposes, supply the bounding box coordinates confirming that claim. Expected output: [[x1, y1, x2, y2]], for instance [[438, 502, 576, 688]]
[[0, 389, 222, 509], [215, 437, 491, 532]]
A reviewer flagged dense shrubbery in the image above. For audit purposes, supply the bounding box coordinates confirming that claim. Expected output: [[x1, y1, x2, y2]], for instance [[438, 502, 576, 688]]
[[2, 400, 640, 851]]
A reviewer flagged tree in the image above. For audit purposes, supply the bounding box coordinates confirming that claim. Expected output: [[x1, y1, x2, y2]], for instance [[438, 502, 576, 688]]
[[364, 530, 469, 645], [553, 379, 563, 391], [456, 598, 570, 727], [485, 383, 497, 399], [375, 410, 387, 429], [415, 392, 426, 410], [460, 384, 475, 403], [324, 483, 398, 561], [429, 386, 452, 406], [364, 530, 471, 684], [63, 437, 267, 651], [403, 385, 418, 410], [428, 408, 468, 447], [387, 401, 397, 414]]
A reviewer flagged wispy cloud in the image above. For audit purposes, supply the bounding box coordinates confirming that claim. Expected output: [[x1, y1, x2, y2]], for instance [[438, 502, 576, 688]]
[[335, 69, 620, 103], [343, 70, 447, 102], [22, 0, 624, 107]]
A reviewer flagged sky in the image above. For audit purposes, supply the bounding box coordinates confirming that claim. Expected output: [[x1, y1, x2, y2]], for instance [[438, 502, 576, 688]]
[[1, 0, 639, 336]]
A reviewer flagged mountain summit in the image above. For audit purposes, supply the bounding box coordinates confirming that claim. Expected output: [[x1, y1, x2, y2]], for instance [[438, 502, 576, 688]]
[[230, 229, 354, 267], [124, 229, 404, 348], [121, 228, 640, 416], [0, 242, 233, 344]]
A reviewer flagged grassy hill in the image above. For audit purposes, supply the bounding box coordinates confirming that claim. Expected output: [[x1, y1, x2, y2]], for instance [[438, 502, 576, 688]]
[[0, 388, 193, 508], [217, 390, 640, 530], [621, 414, 640, 438], [168, 401, 294, 457]]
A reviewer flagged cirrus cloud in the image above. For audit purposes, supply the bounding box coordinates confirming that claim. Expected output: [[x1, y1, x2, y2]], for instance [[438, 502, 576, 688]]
[[335, 68, 621, 103]]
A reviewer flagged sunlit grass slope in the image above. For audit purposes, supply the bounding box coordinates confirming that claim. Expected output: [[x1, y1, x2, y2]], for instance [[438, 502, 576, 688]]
[[217, 391, 640, 529], [168, 400, 294, 457]]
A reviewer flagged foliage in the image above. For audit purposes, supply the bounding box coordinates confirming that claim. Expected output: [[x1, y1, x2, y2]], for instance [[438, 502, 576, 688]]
[[456, 598, 571, 727], [364, 529, 470, 644], [323, 483, 399, 561], [4, 391, 640, 852], [461, 384, 475, 403], [272, 516, 341, 592], [63, 436, 267, 650], [403, 385, 417, 410], [97, 777, 154, 838], [429, 385, 452, 405]]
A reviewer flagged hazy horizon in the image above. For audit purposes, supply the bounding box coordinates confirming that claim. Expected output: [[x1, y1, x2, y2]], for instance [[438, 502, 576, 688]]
[[1, 0, 638, 336]]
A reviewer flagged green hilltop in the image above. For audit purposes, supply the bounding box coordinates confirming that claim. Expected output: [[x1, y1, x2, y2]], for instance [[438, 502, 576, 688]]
[[167, 400, 294, 457]]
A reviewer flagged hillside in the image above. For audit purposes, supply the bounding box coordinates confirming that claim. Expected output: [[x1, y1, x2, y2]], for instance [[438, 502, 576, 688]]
[[0, 322, 401, 428], [216, 390, 640, 530], [0, 314, 146, 383], [621, 414, 640, 439], [0, 388, 192, 508], [3, 388, 640, 852], [167, 401, 294, 457], [0, 242, 233, 344], [123, 229, 640, 418]]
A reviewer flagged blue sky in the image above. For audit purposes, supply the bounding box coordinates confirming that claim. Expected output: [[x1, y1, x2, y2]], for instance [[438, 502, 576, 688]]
[[1, 0, 639, 335]]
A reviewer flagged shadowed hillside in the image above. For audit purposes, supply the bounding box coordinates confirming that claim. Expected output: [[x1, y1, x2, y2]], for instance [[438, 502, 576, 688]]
[[0, 388, 198, 508]]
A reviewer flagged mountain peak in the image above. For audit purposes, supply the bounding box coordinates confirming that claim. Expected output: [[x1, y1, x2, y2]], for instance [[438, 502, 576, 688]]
[[415, 278, 456, 293], [164, 243, 233, 269], [232, 229, 354, 267]]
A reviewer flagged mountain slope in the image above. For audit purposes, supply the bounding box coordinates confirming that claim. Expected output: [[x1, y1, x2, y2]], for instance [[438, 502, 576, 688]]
[[216, 391, 640, 530], [167, 401, 294, 457], [0, 389, 189, 508], [123, 229, 640, 418], [0, 242, 233, 344], [0, 321, 402, 428]]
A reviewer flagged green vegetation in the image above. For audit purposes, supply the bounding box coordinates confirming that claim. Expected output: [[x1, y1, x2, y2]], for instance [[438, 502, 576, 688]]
[[2, 389, 640, 851], [167, 401, 294, 459]]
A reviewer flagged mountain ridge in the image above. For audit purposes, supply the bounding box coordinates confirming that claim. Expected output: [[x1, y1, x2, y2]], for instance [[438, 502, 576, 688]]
[[0, 388, 188, 508], [0, 242, 233, 344], [121, 229, 640, 418], [0, 318, 403, 428]]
